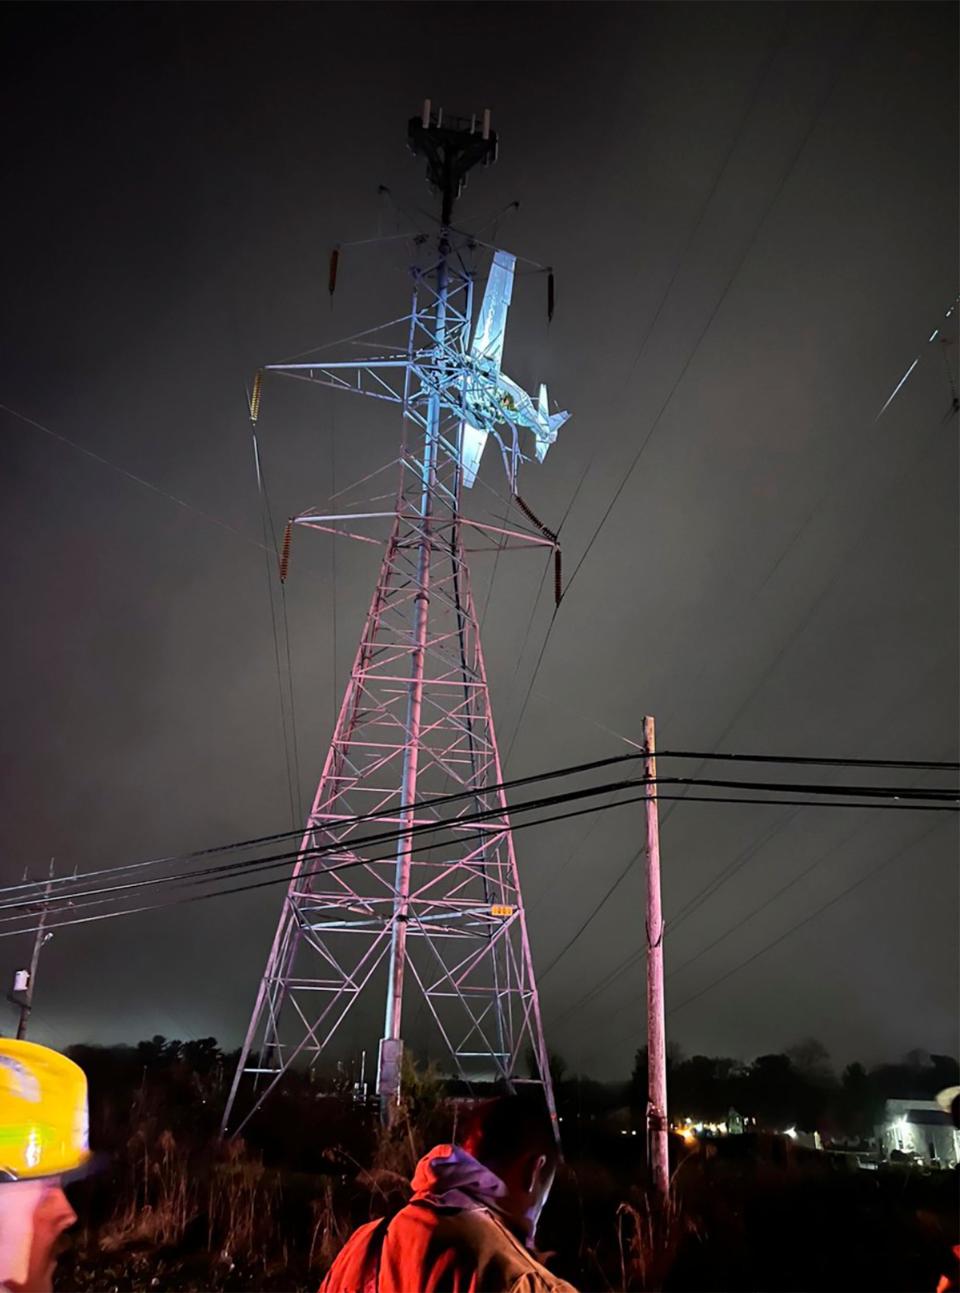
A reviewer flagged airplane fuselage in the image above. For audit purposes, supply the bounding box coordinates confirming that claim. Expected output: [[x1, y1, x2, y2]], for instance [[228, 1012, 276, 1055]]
[[463, 363, 543, 435]]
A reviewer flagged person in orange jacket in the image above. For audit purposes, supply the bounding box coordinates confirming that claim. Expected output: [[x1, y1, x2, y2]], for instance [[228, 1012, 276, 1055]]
[[0, 1039, 97, 1293], [319, 1093, 578, 1293]]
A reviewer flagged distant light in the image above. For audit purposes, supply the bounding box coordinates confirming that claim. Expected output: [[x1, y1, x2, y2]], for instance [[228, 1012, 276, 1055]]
[[631, 1129, 637, 1136], [893, 1115, 909, 1132], [784, 1127, 797, 1140], [929, 329, 940, 342]]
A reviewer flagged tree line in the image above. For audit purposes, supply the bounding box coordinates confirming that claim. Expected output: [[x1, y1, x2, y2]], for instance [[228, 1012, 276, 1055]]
[[64, 1034, 960, 1147]]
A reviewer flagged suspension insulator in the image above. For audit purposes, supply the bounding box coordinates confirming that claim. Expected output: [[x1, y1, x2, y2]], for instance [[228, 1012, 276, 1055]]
[[328, 247, 340, 298], [279, 519, 293, 584], [515, 493, 557, 544], [547, 269, 555, 323], [249, 369, 263, 424], [554, 547, 563, 607]]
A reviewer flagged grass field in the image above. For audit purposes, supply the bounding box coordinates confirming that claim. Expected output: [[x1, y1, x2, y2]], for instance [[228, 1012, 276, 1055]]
[[56, 1076, 958, 1292]]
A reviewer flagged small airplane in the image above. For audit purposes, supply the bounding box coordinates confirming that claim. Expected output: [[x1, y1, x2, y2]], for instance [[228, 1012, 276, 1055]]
[[261, 247, 570, 492], [460, 250, 570, 487]]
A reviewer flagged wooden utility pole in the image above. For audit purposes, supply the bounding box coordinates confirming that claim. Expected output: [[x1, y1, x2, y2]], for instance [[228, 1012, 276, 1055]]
[[643, 717, 670, 1201], [16, 860, 54, 1041]]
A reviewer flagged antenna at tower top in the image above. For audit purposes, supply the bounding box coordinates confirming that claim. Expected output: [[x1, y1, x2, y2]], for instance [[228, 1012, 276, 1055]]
[[408, 100, 498, 225]]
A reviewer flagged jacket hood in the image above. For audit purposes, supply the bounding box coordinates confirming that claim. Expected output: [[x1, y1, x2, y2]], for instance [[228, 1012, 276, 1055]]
[[410, 1143, 509, 1214]]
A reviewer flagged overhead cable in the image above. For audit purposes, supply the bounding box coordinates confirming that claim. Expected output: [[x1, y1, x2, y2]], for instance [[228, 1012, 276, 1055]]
[[0, 749, 648, 902], [561, 12, 871, 604], [5, 751, 957, 908], [4, 789, 955, 944], [666, 816, 953, 1017], [0, 403, 269, 557]]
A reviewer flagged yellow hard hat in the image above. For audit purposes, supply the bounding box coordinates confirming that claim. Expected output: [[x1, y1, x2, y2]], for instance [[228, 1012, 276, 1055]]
[[0, 1039, 92, 1181]]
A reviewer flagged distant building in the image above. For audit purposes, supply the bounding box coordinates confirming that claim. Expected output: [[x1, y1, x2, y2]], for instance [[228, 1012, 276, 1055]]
[[878, 1098, 960, 1167]]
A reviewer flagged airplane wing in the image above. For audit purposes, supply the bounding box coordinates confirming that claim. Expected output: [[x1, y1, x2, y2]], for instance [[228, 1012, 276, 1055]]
[[470, 250, 516, 370], [460, 422, 488, 488]]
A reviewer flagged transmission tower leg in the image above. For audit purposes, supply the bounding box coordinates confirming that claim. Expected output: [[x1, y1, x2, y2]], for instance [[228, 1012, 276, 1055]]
[[377, 250, 447, 1121]]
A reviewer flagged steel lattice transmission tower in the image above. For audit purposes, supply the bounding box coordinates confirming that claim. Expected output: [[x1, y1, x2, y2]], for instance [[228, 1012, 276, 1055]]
[[222, 104, 571, 1133]]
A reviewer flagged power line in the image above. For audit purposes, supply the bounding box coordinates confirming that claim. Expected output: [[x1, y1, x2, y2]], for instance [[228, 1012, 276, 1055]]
[[0, 790, 716, 936], [657, 750, 959, 772], [504, 607, 559, 768], [3, 747, 956, 907], [531, 767, 960, 986], [623, 10, 789, 385], [0, 402, 269, 557], [546, 10, 785, 583], [42, 771, 954, 924], [251, 411, 305, 827], [0, 774, 655, 919], [666, 815, 952, 1017], [664, 813, 870, 985], [4, 787, 663, 935], [330, 398, 339, 728], [555, 810, 875, 1030], [757, 300, 959, 610], [5, 788, 954, 944], [644, 416, 953, 908], [503, 11, 873, 772], [660, 738, 959, 940], [550, 782, 955, 1031], [647, 556, 958, 973], [526, 793, 616, 919], [561, 11, 871, 604], [702, 429, 950, 765], [512, 549, 554, 681], [543, 752, 957, 1021], [657, 776, 957, 801], [478, 494, 513, 633], [0, 747, 644, 902], [3, 778, 956, 923], [549, 941, 644, 1029], [537, 850, 640, 982], [665, 807, 802, 934], [504, 455, 594, 766], [279, 579, 304, 824], [544, 808, 785, 1023]]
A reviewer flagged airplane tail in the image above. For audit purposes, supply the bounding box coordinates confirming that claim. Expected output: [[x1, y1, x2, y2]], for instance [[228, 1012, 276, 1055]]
[[535, 384, 570, 462]]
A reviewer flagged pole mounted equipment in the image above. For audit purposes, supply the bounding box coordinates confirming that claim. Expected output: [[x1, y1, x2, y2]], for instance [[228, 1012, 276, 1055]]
[[222, 105, 570, 1135]]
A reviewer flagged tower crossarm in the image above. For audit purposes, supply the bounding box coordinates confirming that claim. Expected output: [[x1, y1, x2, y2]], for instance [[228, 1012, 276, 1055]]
[[263, 343, 540, 483], [265, 359, 409, 405]]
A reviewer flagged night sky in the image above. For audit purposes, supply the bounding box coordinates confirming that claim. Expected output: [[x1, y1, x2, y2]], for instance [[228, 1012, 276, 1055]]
[[1, 2, 957, 1080]]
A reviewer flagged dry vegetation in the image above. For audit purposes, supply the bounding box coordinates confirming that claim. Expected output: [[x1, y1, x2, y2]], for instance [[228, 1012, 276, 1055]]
[[55, 1039, 958, 1292]]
